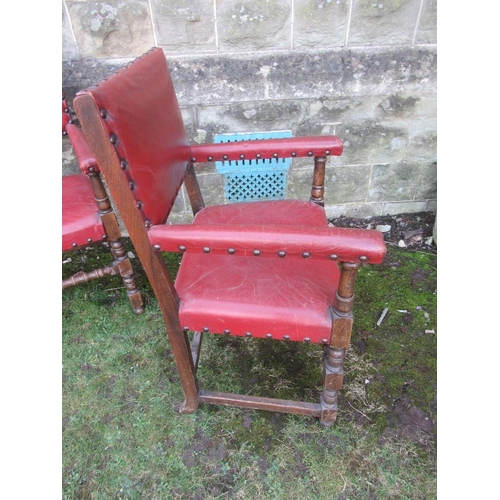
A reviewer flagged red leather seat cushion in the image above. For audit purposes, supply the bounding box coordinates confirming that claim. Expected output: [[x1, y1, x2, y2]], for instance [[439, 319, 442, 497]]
[[62, 175, 104, 252], [175, 200, 340, 343]]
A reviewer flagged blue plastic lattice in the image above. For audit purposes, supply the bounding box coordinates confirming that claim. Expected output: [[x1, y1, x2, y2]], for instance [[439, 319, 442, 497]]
[[214, 131, 292, 203]]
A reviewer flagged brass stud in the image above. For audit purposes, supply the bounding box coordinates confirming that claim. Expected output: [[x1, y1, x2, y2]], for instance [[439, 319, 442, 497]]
[[273, 153, 278, 158], [100, 109, 107, 119], [245, 332, 252, 337], [191, 157, 196, 162], [291, 152, 297, 157], [240, 154, 245, 159], [360, 255, 368, 262], [183, 327, 189, 332], [145, 220, 151, 229], [179, 245, 186, 252], [302, 252, 311, 259], [87, 238, 92, 243], [223, 155, 228, 160], [329, 254, 338, 260], [136, 201, 142, 209], [109, 134, 117, 144], [253, 250, 261, 256], [129, 182, 134, 190], [283, 335, 290, 340], [266, 333, 272, 339], [203, 247, 210, 253], [153, 244, 160, 251], [203, 327, 209, 332], [88, 166, 95, 173], [325, 150, 331, 155], [224, 329, 230, 335], [207, 156, 213, 161], [256, 153, 262, 159], [72, 242, 77, 248], [277, 251, 286, 258], [304, 337, 311, 343], [227, 248, 236, 254], [307, 151, 313, 156], [120, 160, 128, 170]]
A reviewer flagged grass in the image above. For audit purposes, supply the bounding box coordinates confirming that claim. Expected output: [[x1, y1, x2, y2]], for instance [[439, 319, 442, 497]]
[[62, 240, 437, 499]]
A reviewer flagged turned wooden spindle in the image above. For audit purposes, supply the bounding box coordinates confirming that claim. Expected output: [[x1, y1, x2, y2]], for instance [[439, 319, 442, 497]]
[[310, 156, 327, 206]]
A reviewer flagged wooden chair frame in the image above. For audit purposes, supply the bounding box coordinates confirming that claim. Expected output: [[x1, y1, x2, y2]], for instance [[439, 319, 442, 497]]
[[73, 48, 386, 425]]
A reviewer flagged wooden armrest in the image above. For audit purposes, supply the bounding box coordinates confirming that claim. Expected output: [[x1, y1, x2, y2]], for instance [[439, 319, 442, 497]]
[[148, 224, 386, 264], [66, 123, 100, 175], [189, 136, 343, 163]]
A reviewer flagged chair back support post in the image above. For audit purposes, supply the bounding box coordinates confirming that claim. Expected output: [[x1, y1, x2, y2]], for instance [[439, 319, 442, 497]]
[[74, 93, 200, 412], [184, 162, 205, 216]]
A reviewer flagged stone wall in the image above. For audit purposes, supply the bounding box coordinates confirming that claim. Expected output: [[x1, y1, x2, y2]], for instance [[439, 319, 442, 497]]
[[62, 0, 437, 222]]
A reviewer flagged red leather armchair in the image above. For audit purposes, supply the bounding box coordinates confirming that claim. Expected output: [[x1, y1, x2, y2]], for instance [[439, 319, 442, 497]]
[[73, 48, 386, 425], [62, 94, 144, 314]]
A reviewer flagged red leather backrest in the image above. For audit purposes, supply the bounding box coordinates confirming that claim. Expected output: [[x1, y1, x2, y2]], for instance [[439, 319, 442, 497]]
[[76, 48, 190, 225]]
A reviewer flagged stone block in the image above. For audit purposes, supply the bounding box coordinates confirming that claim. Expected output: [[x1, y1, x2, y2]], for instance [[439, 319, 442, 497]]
[[198, 172, 226, 206], [151, 0, 216, 54], [62, 137, 79, 176], [326, 165, 372, 204], [407, 125, 437, 162], [196, 101, 304, 142], [414, 0, 437, 44], [339, 48, 437, 97], [217, 0, 292, 52], [344, 203, 384, 218], [382, 201, 428, 215], [287, 164, 371, 205], [67, 0, 154, 58], [324, 204, 347, 220], [63, 2, 79, 61], [63, 47, 436, 109], [63, 58, 128, 101], [286, 166, 313, 200], [348, 0, 421, 46], [293, 0, 350, 48], [415, 161, 437, 200], [369, 163, 422, 201], [170, 186, 187, 215], [426, 199, 437, 212], [333, 121, 407, 166]]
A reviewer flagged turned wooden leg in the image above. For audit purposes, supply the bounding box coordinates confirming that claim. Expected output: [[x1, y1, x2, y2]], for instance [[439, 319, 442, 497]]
[[320, 347, 346, 426], [320, 262, 360, 425], [109, 240, 145, 314]]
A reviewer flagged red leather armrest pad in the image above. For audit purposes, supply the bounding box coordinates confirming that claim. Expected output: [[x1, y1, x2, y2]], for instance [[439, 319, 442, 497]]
[[66, 124, 100, 175], [148, 224, 386, 264], [189, 136, 343, 163]]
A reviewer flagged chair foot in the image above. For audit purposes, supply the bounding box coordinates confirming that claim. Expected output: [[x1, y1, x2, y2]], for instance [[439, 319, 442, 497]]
[[126, 286, 145, 314], [116, 258, 145, 314], [319, 395, 338, 426], [179, 398, 199, 414]]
